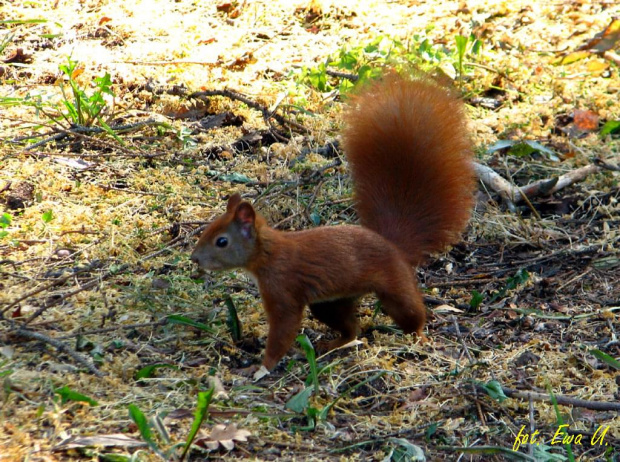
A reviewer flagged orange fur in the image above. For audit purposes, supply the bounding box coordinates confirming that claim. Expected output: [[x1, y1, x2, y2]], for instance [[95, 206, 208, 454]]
[[343, 74, 475, 265], [191, 74, 476, 372]]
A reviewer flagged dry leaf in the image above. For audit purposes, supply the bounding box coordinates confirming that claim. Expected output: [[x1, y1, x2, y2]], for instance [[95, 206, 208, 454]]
[[573, 109, 599, 132], [165, 408, 194, 420], [408, 387, 428, 402], [54, 434, 146, 450], [579, 18, 620, 53], [586, 59, 609, 73], [3, 48, 32, 64], [0, 345, 15, 359], [434, 304, 464, 313], [195, 423, 252, 451]]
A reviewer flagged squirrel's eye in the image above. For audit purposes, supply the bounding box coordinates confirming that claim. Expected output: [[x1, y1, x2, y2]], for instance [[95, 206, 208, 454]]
[[215, 236, 228, 248]]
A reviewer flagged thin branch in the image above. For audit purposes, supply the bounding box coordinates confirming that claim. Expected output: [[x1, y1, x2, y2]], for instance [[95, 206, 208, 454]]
[[56, 319, 168, 340], [189, 89, 309, 134], [474, 161, 607, 206], [478, 384, 620, 412], [16, 327, 105, 377], [21, 119, 167, 152], [452, 316, 487, 426]]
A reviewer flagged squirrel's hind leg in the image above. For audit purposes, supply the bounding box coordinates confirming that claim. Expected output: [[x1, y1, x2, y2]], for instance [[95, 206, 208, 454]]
[[310, 297, 360, 352]]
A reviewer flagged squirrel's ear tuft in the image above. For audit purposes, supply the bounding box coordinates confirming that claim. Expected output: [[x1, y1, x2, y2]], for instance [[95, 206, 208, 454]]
[[226, 193, 242, 213]]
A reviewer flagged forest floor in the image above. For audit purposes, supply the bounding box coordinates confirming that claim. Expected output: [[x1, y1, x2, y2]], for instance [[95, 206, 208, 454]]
[[1, 0, 619, 461]]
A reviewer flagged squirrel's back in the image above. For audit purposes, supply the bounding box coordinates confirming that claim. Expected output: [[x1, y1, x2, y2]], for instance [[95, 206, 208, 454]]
[[342, 74, 475, 265]]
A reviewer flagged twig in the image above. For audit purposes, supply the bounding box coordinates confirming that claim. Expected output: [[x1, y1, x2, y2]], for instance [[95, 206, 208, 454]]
[[325, 69, 358, 81], [15, 327, 105, 377], [474, 162, 518, 208], [452, 316, 474, 363], [1, 271, 78, 316], [22, 266, 128, 325], [141, 226, 206, 261], [23, 132, 67, 151], [594, 157, 620, 172], [56, 319, 169, 340], [22, 119, 167, 152], [190, 89, 309, 134], [519, 164, 601, 200], [474, 161, 607, 206], [478, 384, 620, 411], [452, 316, 486, 426], [0, 180, 12, 194]]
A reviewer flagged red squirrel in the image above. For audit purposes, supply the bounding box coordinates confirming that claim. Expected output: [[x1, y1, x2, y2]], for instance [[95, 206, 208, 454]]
[[190, 74, 475, 378]]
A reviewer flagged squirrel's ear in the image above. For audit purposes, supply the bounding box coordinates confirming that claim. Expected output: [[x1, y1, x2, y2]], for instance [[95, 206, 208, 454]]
[[226, 193, 242, 213], [235, 202, 256, 239]]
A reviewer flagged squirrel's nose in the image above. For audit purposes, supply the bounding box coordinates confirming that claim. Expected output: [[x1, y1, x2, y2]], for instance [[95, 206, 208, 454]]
[[190, 253, 199, 265]]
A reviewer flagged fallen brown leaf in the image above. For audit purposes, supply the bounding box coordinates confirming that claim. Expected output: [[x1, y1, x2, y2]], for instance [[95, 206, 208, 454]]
[[195, 423, 252, 451]]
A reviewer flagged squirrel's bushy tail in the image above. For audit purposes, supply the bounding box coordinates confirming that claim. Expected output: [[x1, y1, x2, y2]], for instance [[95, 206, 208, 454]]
[[342, 74, 475, 266]]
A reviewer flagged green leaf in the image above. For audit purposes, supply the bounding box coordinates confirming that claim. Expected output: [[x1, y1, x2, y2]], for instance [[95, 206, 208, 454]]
[[385, 437, 426, 461], [54, 385, 98, 406], [308, 63, 328, 92], [0, 213, 11, 228], [509, 142, 537, 158], [600, 120, 620, 136], [128, 404, 159, 455], [181, 388, 214, 460], [490, 269, 529, 302], [455, 34, 468, 57], [470, 290, 484, 310], [94, 72, 114, 96], [285, 385, 314, 413], [225, 297, 243, 342], [486, 139, 517, 153], [481, 380, 507, 402], [425, 422, 438, 442], [167, 314, 216, 333], [590, 349, 620, 370], [309, 212, 321, 226], [336, 51, 358, 70], [42, 210, 53, 223], [471, 38, 482, 55], [356, 64, 373, 84], [134, 364, 179, 380], [296, 334, 319, 392], [524, 140, 558, 159], [0, 19, 48, 24], [217, 172, 253, 184]]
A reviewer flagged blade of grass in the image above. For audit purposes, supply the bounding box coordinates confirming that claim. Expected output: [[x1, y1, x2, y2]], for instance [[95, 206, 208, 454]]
[[296, 334, 319, 392], [167, 314, 216, 333], [180, 388, 214, 460], [128, 404, 165, 459], [589, 349, 620, 370]]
